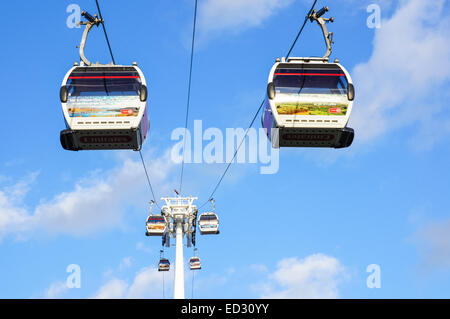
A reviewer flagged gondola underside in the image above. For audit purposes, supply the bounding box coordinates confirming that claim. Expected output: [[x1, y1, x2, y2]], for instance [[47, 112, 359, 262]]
[[271, 127, 354, 148], [60, 128, 143, 151]]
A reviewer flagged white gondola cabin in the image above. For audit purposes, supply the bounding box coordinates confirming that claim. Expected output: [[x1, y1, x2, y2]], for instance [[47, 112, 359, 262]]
[[60, 64, 149, 151], [189, 257, 201, 270], [198, 213, 219, 235], [158, 258, 170, 272], [146, 215, 167, 236], [262, 6, 355, 149], [59, 10, 149, 151]]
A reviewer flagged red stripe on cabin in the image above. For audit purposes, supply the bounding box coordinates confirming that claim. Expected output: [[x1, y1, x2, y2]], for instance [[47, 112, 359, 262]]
[[274, 73, 345, 76], [68, 76, 140, 79]]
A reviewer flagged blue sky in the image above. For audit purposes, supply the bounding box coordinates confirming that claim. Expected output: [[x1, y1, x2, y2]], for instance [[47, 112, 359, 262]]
[[1, 0, 450, 299]]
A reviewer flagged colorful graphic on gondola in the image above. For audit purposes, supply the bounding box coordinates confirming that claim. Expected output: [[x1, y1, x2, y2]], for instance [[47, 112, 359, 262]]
[[67, 107, 139, 117], [275, 94, 348, 116], [67, 96, 140, 117], [276, 102, 348, 115]]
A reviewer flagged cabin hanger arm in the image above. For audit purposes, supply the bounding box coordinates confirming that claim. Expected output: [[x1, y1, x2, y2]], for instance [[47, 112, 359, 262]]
[[309, 6, 334, 60], [77, 11, 103, 66]]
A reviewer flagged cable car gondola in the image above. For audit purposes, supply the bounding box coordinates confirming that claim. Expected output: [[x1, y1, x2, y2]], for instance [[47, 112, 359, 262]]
[[158, 258, 170, 272], [262, 6, 355, 149], [146, 215, 167, 236], [59, 11, 149, 151], [198, 213, 219, 235], [189, 248, 201, 270], [189, 257, 201, 270]]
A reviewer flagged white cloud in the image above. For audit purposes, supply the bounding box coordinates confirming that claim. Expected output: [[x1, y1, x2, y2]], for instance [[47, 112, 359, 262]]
[[127, 266, 168, 298], [249, 264, 269, 273], [0, 173, 38, 236], [119, 257, 133, 271], [92, 278, 129, 299], [257, 254, 346, 298], [92, 266, 170, 299], [225, 267, 236, 275], [198, 0, 294, 38], [415, 218, 450, 270], [407, 114, 450, 151], [44, 281, 69, 299], [136, 241, 153, 253], [0, 149, 175, 239], [312, 0, 393, 11], [0, 175, 9, 184], [4, 158, 25, 168], [349, 0, 450, 146]]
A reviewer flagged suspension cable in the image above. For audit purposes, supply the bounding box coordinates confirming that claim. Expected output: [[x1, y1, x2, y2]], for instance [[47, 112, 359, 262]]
[[93, 0, 316, 209], [199, 99, 265, 208], [191, 269, 195, 299], [93, 0, 161, 207], [95, 0, 116, 64], [286, 0, 318, 59], [139, 150, 161, 209], [179, 0, 199, 195], [199, 0, 318, 209], [162, 270, 165, 299]]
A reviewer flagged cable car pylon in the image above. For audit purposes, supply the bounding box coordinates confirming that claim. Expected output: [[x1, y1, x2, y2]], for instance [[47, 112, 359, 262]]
[[159, 196, 198, 299]]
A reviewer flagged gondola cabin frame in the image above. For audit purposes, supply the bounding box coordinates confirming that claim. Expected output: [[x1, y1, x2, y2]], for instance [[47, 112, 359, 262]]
[[262, 57, 355, 149], [59, 64, 150, 151]]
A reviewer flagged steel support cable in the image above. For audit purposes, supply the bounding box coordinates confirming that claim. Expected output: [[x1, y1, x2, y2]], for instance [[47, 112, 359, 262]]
[[199, 0, 318, 209], [179, 0, 199, 195], [191, 269, 195, 299], [139, 150, 161, 209], [199, 99, 265, 209], [285, 0, 318, 59], [93, 0, 161, 207], [162, 271, 165, 299], [95, 0, 116, 64]]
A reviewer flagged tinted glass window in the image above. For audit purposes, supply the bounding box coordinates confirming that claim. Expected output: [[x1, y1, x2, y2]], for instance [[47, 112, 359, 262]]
[[274, 65, 348, 95], [67, 68, 142, 97], [148, 217, 165, 224], [200, 215, 217, 221]]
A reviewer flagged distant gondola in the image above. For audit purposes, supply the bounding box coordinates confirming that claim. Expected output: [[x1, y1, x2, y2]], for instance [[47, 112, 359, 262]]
[[146, 215, 167, 236], [189, 257, 201, 270], [198, 213, 219, 235], [158, 258, 170, 272]]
